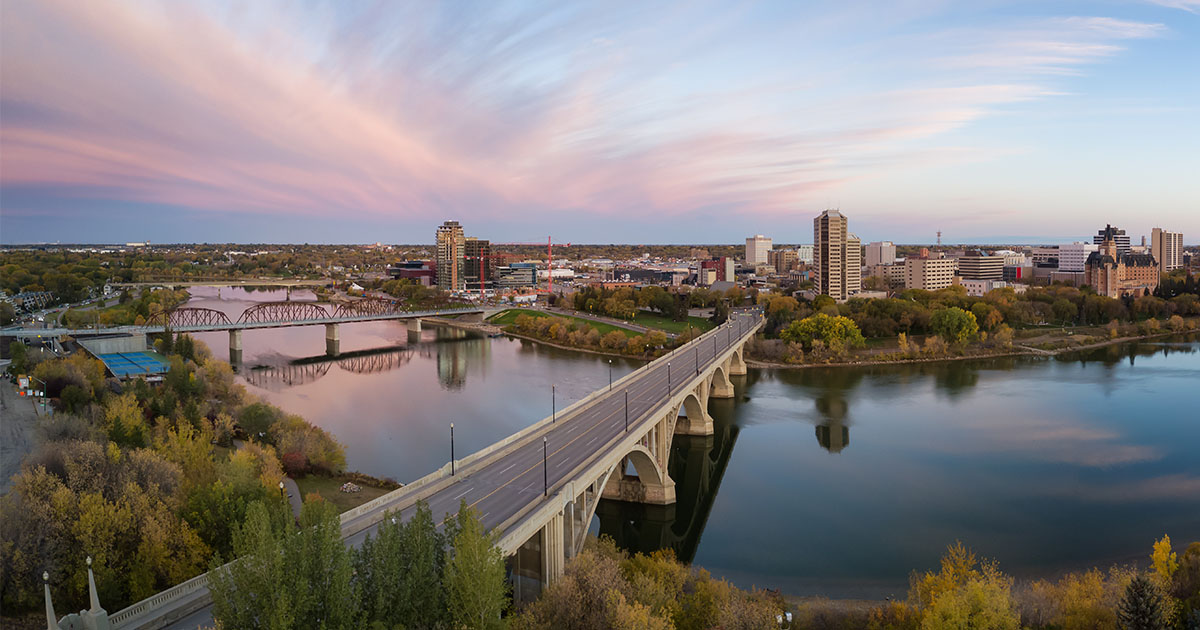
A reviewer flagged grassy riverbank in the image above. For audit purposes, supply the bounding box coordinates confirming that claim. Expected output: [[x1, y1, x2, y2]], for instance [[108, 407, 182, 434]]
[[489, 308, 640, 338], [294, 472, 400, 512]]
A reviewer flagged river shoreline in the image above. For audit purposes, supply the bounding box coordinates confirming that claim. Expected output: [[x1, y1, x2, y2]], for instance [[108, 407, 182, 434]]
[[745, 328, 1195, 370]]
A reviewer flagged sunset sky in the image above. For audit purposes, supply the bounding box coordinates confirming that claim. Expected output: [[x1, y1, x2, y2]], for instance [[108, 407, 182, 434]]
[[2, 0, 1197, 245]]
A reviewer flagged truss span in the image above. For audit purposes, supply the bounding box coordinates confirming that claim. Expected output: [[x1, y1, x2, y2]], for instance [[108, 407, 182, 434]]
[[332, 297, 403, 318], [237, 301, 331, 324], [147, 307, 233, 328]]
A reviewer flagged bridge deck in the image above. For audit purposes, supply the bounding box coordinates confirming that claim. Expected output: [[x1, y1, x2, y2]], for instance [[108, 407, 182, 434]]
[[117, 311, 762, 630]]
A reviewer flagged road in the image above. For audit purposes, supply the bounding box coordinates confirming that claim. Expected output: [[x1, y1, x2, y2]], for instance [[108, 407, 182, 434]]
[[156, 312, 759, 630]]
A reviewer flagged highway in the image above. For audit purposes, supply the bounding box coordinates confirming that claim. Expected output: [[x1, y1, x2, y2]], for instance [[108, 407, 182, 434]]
[[154, 312, 760, 630]]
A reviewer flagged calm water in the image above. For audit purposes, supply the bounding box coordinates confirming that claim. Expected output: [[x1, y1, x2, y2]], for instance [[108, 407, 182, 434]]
[[188, 288, 1200, 598]]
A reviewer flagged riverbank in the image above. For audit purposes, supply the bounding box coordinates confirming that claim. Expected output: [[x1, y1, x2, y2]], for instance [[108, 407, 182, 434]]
[[747, 327, 1198, 370], [501, 329, 655, 361]]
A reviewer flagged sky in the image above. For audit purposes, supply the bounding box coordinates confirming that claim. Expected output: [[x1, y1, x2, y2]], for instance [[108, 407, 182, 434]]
[[1, 0, 1198, 245]]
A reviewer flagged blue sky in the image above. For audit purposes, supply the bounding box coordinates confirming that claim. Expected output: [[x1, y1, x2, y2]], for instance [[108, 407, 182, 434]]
[[1, 0, 1197, 245]]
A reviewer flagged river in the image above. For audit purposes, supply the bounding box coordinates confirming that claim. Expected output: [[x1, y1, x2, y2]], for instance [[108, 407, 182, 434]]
[[187, 287, 1200, 599]]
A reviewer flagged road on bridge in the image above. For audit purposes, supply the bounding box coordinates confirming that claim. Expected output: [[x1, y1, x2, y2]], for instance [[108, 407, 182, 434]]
[[149, 311, 761, 630]]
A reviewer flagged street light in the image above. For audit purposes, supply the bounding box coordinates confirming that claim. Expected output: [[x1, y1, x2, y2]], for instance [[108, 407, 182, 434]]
[[278, 480, 285, 499], [552, 385, 556, 423], [450, 423, 456, 475], [608, 359, 613, 391], [542, 437, 549, 497], [624, 390, 629, 431]]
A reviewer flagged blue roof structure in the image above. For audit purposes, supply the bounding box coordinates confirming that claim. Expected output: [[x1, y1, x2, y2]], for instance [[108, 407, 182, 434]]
[[96, 351, 170, 378]]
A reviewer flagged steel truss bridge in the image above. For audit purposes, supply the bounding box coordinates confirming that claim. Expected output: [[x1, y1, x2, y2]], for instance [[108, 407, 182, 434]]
[[108, 310, 764, 630]]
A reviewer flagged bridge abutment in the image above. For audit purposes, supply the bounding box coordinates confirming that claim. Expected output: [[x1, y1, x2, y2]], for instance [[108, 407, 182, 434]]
[[407, 318, 422, 342], [325, 323, 340, 356]]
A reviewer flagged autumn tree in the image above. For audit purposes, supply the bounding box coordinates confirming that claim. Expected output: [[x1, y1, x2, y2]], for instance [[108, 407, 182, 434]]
[[444, 501, 508, 630], [780, 313, 865, 351], [930, 308, 979, 345]]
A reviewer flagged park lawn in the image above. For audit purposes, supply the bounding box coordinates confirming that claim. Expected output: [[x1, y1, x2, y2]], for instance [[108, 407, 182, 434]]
[[295, 474, 395, 513], [488, 309, 641, 338], [632, 311, 716, 334]]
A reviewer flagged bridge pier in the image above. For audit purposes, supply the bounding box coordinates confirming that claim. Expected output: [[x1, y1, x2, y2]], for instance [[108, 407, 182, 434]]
[[541, 512, 566, 583], [709, 366, 735, 399], [325, 323, 340, 356], [407, 318, 422, 343], [229, 330, 242, 365]]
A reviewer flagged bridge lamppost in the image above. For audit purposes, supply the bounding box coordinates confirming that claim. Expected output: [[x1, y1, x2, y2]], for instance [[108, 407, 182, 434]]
[[450, 423, 456, 475], [542, 437, 549, 497], [552, 385, 556, 423], [608, 359, 613, 391], [667, 362, 671, 395], [624, 390, 629, 432]]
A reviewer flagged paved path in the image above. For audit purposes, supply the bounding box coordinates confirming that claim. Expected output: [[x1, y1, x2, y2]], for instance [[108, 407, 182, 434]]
[[0, 382, 40, 495], [148, 313, 761, 630], [543, 307, 665, 336]]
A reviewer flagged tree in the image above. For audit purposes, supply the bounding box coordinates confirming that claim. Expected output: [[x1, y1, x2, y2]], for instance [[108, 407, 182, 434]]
[[0, 301, 15, 325], [1117, 575, 1166, 630], [930, 308, 979, 345], [8, 340, 27, 374], [780, 314, 865, 351], [444, 501, 508, 630], [355, 501, 447, 629], [1151, 535, 1178, 589]]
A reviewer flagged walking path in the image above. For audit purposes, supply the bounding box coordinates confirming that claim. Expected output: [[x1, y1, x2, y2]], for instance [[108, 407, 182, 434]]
[[231, 439, 302, 519]]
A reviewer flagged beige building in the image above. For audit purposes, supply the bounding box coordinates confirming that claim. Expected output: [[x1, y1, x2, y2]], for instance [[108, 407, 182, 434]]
[[1151, 227, 1183, 273], [956, 250, 1003, 280], [768, 248, 799, 273], [1085, 239, 1159, 298], [745, 235, 772, 266], [813, 210, 861, 300], [905, 257, 956, 291], [436, 220, 466, 290], [864, 241, 896, 268]]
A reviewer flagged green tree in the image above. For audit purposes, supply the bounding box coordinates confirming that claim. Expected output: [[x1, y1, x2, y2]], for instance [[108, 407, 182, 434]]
[[780, 313, 865, 351], [930, 308, 979, 345], [355, 501, 447, 629], [8, 340, 27, 374], [0, 301, 15, 325], [444, 501, 508, 630], [919, 575, 1019, 630], [209, 501, 296, 630], [1117, 575, 1165, 630]]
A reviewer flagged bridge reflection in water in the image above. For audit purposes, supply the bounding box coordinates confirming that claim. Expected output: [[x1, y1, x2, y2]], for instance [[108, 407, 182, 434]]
[[594, 394, 741, 564], [236, 326, 491, 392]]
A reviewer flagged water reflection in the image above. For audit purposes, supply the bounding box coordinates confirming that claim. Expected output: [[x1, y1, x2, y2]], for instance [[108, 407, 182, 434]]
[[435, 328, 491, 390], [242, 346, 415, 391]]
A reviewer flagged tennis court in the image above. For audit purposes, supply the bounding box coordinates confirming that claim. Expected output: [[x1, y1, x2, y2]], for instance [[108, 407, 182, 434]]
[[96, 351, 170, 378]]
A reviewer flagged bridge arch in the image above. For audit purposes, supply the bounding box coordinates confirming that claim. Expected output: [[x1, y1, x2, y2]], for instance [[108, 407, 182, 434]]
[[726, 346, 747, 376], [674, 391, 712, 436], [601, 445, 675, 505], [709, 364, 734, 399]]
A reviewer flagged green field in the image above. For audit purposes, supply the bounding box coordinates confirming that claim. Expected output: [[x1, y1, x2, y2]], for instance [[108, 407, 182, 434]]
[[488, 309, 640, 338], [295, 475, 394, 513], [632, 311, 716, 334]]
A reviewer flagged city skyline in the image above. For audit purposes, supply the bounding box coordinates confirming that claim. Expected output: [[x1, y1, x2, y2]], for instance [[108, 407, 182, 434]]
[[2, 1, 1198, 244]]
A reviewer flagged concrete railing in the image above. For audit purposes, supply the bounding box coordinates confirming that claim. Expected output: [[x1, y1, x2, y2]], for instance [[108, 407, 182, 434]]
[[109, 313, 761, 629]]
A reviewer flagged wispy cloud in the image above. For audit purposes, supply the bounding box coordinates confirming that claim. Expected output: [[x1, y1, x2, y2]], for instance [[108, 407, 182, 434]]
[[0, 1, 1175, 231], [1143, 0, 1200, 14]]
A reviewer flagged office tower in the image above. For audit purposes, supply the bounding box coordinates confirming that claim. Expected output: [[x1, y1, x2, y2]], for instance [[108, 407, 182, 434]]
[[436, 220, 465, 291], [864, 241, 896, 268], [813, 210, 862, 300], [1151, 227, 1184, 273], [745, 235, 772, 266], [904, 258, 956, 290], [956, 250, 1004, 280], [1093, 224, 1131, 257]]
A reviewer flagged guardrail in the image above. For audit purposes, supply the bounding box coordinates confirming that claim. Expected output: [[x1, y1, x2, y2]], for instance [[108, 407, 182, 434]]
[[109, 312, 762, 629]]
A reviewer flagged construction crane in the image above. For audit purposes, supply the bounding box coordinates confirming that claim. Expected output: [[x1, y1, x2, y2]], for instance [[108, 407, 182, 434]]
[[492, 237, 571, 293]]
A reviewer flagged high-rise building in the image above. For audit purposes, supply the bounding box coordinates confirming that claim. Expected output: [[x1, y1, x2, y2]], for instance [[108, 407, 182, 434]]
[[813, 210, 861, 300], [1151, 227, 1183, 273], [956, 250, 1004, 280], [1093, 225, 1131, 257], [864, 241, 896, 268], [435, 220, 465, 291], [795, 244, 814, 264], [462, 238, 493, 292], [745, 235, 772, 266], [904, 258, 956, 290]]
